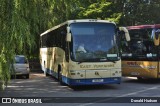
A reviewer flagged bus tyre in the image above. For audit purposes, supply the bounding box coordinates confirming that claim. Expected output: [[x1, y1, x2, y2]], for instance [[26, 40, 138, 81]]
[[44, 71, 49, 77], [25, 74, 29, 79], [58, 71, 64, 85], [137, 77, 144, 81], [58, 68, 66, 86], [46, 73, 50, 76]]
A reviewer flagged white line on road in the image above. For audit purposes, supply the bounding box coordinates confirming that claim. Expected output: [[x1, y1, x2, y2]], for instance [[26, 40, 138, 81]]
[[118, 86, 159, 97], [77, 85, 160, 106]]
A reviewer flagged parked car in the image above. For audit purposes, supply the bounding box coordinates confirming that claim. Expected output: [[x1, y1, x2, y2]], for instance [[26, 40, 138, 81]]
[[11, 55, 30, 79]]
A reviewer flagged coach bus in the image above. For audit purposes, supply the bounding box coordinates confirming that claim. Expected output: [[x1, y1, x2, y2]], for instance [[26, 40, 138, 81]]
[[120, 24, 160, 80], [40, 19, 130, 86]]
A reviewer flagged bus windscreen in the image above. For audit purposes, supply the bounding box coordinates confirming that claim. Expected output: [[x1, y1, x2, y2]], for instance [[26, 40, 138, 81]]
[[70, 22, 119, 62], [121, 28, 159, 60]]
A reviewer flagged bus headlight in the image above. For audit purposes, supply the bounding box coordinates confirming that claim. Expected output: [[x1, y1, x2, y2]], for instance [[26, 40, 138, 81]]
[[112, 73, 115, 76], [70, 70, 76, 75], [71, 73, 75, 75], [70, 70, 85, 78]]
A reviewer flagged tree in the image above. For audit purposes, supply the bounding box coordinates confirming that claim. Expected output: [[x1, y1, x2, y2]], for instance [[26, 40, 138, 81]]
[[77, 0, 122, 24], [0, 0, 52, 89], [122, 0, 160, 25]]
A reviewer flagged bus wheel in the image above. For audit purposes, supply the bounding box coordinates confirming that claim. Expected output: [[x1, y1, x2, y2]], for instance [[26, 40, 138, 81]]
[[137, 77, 144, 81], [44, 69, 50, 76], [58, 66, 65, 85], [25, 74, 29, 79]]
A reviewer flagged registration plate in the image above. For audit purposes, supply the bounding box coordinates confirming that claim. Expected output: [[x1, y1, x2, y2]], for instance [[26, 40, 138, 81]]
[[131, 72, 140, 75], [92, 79, 104, 82]]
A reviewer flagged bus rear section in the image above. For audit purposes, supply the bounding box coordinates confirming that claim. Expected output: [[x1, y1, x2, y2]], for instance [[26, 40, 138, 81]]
[[40, 19, 129, 86], [121, 24, 160, 79]]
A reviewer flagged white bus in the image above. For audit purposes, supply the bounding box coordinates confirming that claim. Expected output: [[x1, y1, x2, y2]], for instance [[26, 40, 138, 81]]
[[40, 19, 129, 86]]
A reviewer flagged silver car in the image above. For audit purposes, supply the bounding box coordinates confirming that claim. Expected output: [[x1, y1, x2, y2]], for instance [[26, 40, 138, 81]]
[[11, 55, 30, 79]]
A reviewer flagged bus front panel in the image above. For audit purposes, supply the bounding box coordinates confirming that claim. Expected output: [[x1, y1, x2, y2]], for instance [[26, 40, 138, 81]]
[[63, 60, 121, 85], [122, 61, 158, 78]]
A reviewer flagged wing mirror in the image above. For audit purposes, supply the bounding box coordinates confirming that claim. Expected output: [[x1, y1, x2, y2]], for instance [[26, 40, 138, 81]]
[[66, 26, 71, 42], [119, 27, 130, 41], [154, 30, 160, 46]]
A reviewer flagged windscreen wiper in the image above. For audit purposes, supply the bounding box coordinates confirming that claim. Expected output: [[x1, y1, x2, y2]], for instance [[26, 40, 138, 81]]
[[77, 60, 88, 64], [77, 61, 83, 64]]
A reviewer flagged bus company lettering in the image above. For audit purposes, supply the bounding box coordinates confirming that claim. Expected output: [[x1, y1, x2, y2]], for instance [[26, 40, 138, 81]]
[[127, 62, 140, 67], [80, 64, 114, 68], [80, 65, 91, 68], [127, 62, 157, 69], [94, 64, 114, 68]]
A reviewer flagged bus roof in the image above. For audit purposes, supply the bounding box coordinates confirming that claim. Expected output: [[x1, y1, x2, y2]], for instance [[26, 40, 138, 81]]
[[127, 24, 160, 30], [40, 19, 116, 36]]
